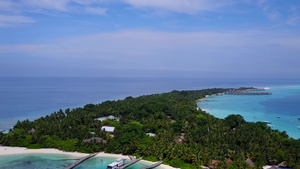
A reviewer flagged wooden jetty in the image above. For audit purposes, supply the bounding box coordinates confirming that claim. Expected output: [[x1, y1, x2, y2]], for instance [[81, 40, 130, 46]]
[[119, 155, 142, 169], [225, 88, 272, 95], [64, 153, 98, 169], [140, 160, 163, 169], [225, 91, 272, 95]]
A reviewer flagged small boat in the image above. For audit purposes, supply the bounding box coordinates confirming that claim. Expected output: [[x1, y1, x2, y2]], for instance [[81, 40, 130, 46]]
[[298, 117, 300, 120], [298, 126, 300, 130], [277, 116, 280, 118], [264, 121, 271, 124], [107, 158, 125, 169]]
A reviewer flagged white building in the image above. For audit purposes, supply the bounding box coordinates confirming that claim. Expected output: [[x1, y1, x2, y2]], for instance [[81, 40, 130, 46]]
[[95, 115, 120, 122], [146, 133, 156, 137], [101, 126, 115, 133]]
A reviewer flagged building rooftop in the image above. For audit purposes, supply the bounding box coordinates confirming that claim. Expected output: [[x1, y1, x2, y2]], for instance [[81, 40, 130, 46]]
[[146, 133, 156, 137], [95, 115, 120, 121], [101, 126, 115, 133]]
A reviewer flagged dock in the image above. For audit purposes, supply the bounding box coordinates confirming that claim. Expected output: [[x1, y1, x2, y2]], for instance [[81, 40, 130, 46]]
[[225, 88, 272, 95], [140, 160, 163, 169], [64, 153, 98, 169], [225, 91, 272, 95], [226, 92, 272, 95], [119, 155, 142, 169]]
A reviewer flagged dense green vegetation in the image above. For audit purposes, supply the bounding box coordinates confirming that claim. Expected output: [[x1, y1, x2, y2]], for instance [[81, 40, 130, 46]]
[[0, 89, 299, 169]]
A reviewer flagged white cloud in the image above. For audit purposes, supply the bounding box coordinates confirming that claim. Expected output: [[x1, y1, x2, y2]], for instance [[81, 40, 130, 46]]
[[0, 1, 35, 27], [287, 16, 300, 26], [0, 0, 21, 13], [0, 14, 35, 27], [0, 0, 109, 26], [21, 0, 70, 11], [21, 0, 110, 12], [256, 0, 281, 21], [265, 10, 280, 20], [3, 30, 299, 57], [286, 6, 300, 26], [258, 0, 267, 5], [13, 30, 299, 61], [71, 0, 111, 5], [85, 7, 106, 15], [122, 0, 233, 14], [1, 30, 300, 76]]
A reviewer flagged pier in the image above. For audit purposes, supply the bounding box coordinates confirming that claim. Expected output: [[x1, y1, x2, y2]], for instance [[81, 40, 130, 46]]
[[224, 88, 272, 95], [119, 155, 142, 169], [64, 153, 98, 169], [225, 88, 272, 95], [225, 91, 272, 95], [140, 160, 163, 169]]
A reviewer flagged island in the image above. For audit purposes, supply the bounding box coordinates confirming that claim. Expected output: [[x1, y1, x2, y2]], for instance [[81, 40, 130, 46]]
[[0, 88, 299, 169]]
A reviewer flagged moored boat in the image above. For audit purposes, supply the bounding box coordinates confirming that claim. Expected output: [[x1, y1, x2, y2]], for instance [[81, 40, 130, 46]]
[[107, 158, 125, 169]]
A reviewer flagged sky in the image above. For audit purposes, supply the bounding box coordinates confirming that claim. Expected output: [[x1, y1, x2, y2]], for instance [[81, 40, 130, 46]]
[[0, 0, 300, 78]]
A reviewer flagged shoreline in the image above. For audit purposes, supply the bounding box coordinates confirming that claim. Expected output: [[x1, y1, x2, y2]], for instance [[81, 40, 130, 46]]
[[0, 146, 177, 169], [196, 93, 217, 113]]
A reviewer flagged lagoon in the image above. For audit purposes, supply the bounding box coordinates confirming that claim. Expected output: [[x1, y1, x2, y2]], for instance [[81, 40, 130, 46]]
[[198, 86, 300, 139]]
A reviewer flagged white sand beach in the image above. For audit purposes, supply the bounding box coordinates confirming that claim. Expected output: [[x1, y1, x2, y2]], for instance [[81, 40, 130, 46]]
[[0, 146, 177, 169]]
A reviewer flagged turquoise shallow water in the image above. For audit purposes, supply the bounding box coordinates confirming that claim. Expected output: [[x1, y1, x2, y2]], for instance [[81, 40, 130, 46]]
[[0, 154, 76, 169], [198, 86, 300, 139], [0, 155, 162, 169]]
